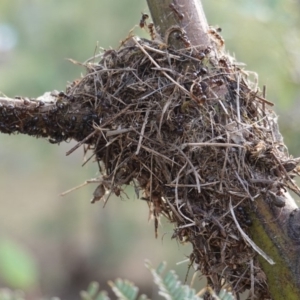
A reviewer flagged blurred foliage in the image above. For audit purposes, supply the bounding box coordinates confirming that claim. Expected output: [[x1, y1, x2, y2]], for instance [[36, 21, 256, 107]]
[[0, 262, 234, 300], [0, 238, 38, 289], [0, 289, 25, 300], [0, 1, 300, 299]]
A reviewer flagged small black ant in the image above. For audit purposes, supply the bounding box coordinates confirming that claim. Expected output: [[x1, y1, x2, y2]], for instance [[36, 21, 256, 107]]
[[196, 52, 206, 61], [148, 22, 155, 40], [7, 104, 14, 110], [219, 57, 232, 73], [169, 3, 184, 21], [208, 27, 225, 48], [190, 82, 207, 105], [204, 46, 212, 55], [139, 13, 149, 28], [175, 32, 191, 48], [215, 79, 224, 86], [236, 206, 252, 227], [198, 67, 208, 76], [23, 98, 30, 105]]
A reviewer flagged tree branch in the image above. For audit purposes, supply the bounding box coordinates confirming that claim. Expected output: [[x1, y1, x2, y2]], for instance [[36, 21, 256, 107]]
[[146, 0, 210, 47], [1, 1, 300, 299], [0, 92, 97, 144]]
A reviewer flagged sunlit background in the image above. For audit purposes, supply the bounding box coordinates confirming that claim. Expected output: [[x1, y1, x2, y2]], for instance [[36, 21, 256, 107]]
[[0, 0, 300, 299]]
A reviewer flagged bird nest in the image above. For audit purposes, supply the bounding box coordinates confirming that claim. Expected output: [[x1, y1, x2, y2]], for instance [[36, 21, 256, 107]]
[[64, 35, 300, 299]]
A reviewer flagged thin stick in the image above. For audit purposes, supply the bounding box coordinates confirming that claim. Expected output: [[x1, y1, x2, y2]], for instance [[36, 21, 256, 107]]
[[175, 146, 201, 193], [163, 196, 184, 222], [236, 73, 241, 125], [175, 162, 196, 224], [250, 259, 254, 300], [165, 182, 219, 188], [229, 199, 275, 265], [176, 258, 190, 265], [218, 99, 229, 115], [136, 108, 150, 155], [143, 44, 180, 58], [181, 142, 245, 150], [67, 104, 133, 156], [159, 92, 174, 135], [262, 85, 267, 128], [219, 133, 230, 192], [60, 178, 100, 196], [253, 94, 274, 106], [106, 128, 133, 137], [235, 170, 254, 201], [139, 144, 180, 165], [177, 222, 196, 228], [66, 130, 97, 156], [133, 37, 190, 96]]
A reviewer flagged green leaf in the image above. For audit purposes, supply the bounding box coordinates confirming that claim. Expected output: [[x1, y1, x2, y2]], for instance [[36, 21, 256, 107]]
[[156, 261, 166, 275], [80, 290, 93, 300], [0, 289, 25, 300], [218, 289, 234, 300], [145, 261, 201, 300], [80, 285, 110, 300], [95, 291, 110, 300], [87, 282, 100, 298], [108, 279, 139, 300], [0, 238, 38, 289]]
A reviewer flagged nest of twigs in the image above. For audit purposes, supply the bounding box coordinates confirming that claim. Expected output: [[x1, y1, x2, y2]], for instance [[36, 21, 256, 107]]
[[63, 35, 300, 299]]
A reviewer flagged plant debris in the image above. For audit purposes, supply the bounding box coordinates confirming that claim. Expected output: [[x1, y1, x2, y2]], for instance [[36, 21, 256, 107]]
[[53, 34, 300, 299], [1, 33, 300, 299], [61, 35, 300, 299]]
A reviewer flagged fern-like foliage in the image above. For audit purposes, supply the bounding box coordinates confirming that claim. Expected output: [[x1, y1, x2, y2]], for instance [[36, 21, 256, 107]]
[[108, 279, 149, 300], [145, 260, 201, 300], [145, 261, 234, 300], [80, 281, 110, 300], [218, 290, 235, 300], [74, 279, 149, 300], [0, 262, 235, 300]]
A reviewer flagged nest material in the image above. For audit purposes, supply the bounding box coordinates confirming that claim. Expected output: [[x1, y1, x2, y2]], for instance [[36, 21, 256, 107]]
[[65, 36, 300, 299]]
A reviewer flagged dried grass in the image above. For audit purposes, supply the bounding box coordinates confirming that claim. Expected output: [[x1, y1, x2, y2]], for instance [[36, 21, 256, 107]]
[[64, 35, 300, 299]]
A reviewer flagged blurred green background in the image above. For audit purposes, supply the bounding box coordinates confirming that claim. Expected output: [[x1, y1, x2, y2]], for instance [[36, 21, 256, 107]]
[[0, 0, 299, 299]]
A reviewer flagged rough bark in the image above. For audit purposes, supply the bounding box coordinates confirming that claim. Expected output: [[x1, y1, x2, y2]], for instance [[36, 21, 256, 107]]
[[146, 0, 210, 47]]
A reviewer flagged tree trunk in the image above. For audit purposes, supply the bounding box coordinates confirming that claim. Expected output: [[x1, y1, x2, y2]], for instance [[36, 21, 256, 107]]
[[146, 0, 300, 299]]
